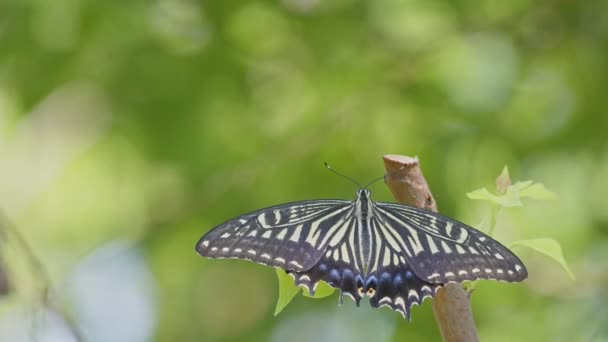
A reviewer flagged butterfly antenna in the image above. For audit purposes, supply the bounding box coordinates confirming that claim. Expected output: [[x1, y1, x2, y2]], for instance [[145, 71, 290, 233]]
[[324, 162, 364, 189], [363, 164, 407, 189]]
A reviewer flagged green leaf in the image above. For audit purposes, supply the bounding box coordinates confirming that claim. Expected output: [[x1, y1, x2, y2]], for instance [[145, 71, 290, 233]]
[[274, 269, 300, 316], [274, 269, 337, 315], [466, 187, 523, 207], [302, 280, 335, 298], [510, 180, 534, 192], [468, 176, 556, 207], [510, 238, 575, 280], [466, 187, 493, 201], [518, 183, 557, 200], [462, 280, 478, 293]]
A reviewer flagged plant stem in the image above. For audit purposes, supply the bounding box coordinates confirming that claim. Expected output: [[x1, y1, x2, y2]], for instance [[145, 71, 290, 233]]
[[383, 154, 479, 342]]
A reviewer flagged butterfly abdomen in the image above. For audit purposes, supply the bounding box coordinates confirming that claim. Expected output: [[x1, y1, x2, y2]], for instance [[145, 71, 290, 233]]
[[355, 190, 374, 273]]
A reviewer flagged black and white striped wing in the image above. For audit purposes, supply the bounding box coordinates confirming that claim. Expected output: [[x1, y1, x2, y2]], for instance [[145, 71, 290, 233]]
[[195, 200, 354, 273], [361, 216, 443, 320], [288, 214, 364, 300], [374, 203, 528, 284], [196, 194, 528, 322]]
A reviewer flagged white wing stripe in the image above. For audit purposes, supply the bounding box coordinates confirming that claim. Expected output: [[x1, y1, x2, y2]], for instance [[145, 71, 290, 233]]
[[376, 207, 424, 256], [305, 206, 352, 246], [290, 224, 303, 242], [374, 215, 413, 258]]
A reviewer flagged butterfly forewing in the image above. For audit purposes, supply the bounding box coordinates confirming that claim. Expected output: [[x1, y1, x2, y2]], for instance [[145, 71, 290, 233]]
[[374, 202, 528, 284], [196, 200, 354, 272]]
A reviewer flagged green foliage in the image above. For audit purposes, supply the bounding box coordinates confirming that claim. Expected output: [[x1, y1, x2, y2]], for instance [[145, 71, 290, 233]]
[[467, 166, 557, 207], [467, 187, 523, 207], [274, 269, 300, 316], [302, 279, 335, 299], [510, 239, 575, 280], [467, 165, 573, 282], [274, 268, 335, 315]]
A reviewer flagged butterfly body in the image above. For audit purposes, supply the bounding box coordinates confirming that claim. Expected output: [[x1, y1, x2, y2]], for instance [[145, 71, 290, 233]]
[[354, 189, 373, 273], [196, 189, 527, 321]]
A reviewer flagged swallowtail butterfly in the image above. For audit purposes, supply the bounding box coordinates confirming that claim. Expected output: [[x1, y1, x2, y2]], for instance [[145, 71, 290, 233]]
[[196, 188, 527, 321]]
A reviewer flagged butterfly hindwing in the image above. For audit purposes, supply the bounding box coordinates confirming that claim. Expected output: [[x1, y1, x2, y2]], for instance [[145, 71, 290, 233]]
[[289, 215, 365, 303], [196, 200, 353, 272], [361, 217, 442, 320], [292, 215, 443, 321], [374, 202, 528, 284], [367, 263, 442, 321]]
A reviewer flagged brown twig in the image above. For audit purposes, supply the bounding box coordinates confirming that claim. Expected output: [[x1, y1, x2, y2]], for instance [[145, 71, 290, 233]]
[[383, 154, 479, 342]]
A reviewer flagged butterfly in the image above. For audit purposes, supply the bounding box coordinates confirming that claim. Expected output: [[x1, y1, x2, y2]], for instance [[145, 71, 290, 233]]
[[195, 188, 527, 321]]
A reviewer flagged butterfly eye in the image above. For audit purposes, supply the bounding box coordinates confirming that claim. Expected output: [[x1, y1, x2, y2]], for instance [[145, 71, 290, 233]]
[[356, 276, 365, 297]]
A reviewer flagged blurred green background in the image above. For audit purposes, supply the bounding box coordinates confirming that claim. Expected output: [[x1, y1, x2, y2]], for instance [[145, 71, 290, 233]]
[[0, 0, 607, 341]]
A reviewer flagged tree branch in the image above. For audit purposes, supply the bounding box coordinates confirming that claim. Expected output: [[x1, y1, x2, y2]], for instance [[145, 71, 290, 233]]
[[383, 154, 479, 342]]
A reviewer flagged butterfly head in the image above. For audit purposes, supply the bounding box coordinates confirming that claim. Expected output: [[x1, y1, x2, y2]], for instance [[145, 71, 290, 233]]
[[356, 188, 372, 200]]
